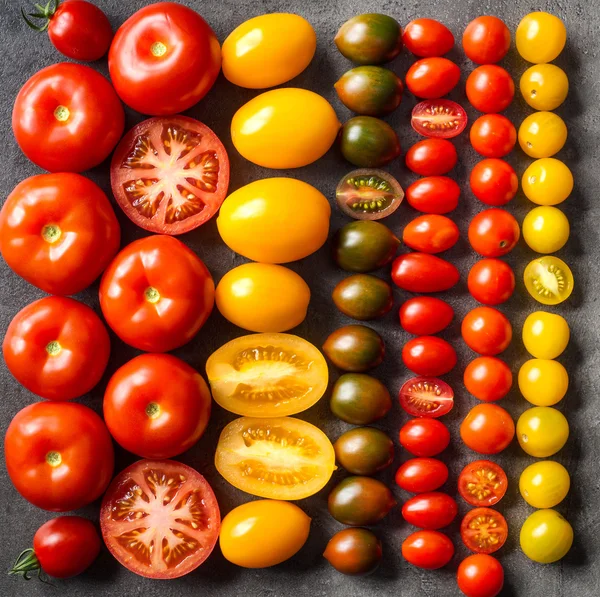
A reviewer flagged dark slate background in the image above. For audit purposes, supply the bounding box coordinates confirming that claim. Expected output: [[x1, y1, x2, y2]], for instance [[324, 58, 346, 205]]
[[0, 0, 597, 595]]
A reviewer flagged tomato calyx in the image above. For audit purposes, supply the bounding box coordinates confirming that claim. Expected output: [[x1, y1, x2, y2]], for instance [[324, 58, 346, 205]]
[[21, 0, 59, 32], [9, 548, 49, 583]]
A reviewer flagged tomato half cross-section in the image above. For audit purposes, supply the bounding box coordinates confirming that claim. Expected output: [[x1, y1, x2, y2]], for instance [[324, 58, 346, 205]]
[[110, 116, 230, 235], [458, 460, 508, 507], [461, 508, 508, 555], [100, 459, 220, 579]]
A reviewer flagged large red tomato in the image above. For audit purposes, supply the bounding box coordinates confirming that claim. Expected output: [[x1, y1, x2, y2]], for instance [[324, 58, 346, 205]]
[[12, 63, 124, 172], [99, 235, 215, 352], [0, 173, 120, 295], [108, 2, 221, 115]]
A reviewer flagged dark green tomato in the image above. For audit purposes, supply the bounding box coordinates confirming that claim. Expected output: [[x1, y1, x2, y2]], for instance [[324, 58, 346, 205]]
[[330, 373, 392, 424], [333, 220, 400, 272], [334, 427, 394, 475], [328, 476, 396, 525], [335, 66, 403, 116], [323, 325, 385, 372], [333, 274, 393, 320], [324, 528, 383, 576], [335, 14, 402, 65], [340, 116, 401, 167]]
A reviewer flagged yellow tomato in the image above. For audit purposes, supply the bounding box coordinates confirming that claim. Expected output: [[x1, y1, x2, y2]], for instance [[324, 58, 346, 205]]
[[522, 158, 573, 206], [219, 499, 311, 568], [222, 14, 316, 89], [217, 178, 331, 263], [231, 88, 340, 168], [517, 406, 569, 457], [520, 509, 573, 564], [516, 12, 567, 63], [522, 312, 570, 359], [522, 206, 570, 253], [518, 112, 567, 158], [520, 64, 569, 110], [519, 461, 570, 508], [519, 358, 569, 406], [524, 256, 574, 305]]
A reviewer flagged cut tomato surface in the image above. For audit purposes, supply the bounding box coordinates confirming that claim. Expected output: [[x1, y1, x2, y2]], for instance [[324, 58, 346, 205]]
[[411, 100, 467, 139], [399, 377, 454, 417], [461, 507, 508, 555], [459, 460, 508, 507]]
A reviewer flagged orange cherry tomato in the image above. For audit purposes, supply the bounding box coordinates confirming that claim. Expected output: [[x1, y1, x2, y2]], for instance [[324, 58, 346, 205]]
[[464, 357, 513, 402], [460, 404, 515, 454], [462, 16, 510, 64], [403, 214, 459, 254], [466, 65, 514, 113], [468, 209, 520, 257], [470, 159, 518, 206], [470, 114, 516, 158], [467, 259, 515, 305], [462, 307, 512, 355], [405, 57, 461, 99]]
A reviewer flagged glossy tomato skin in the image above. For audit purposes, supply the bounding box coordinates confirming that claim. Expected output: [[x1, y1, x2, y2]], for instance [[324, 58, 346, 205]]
[[457, 554, 504, 597], [402, 336, 457, 376], [399, 377, 454, 418], [462, 307, 512, 356], [13, 63, 124, 172], [399, 418, 450, 457], [462, 17, 510, 64], [330, 374, 392, 424], [403, 214, 460, 254], [392, 252, 460, 293], [333, 274, 393, 320], [469, 209, 520, 257], [5, 402, 114, 511], [405, 139, 457, 175], [470, 114, 517, 158], [323, 325, 385, 372], [406, 58, 460, 99], [411, 100, 468, 139], [458, 460, 508, 507], [467, 259, 515, 305], [399, 296, 454, 335], [99, 235, 214, 352], [340, 116, 401, 168], [402, 530, 454, 569], [460, 404, 515, 454], [324, 528, 382, 576], [406, 176, 460, 214], [470, 159, 518, 206], [466, 66, 514, 113], [334, 427, 394, 475], [3, 297, 110, 401], [464, 357, 512, 402], [402, 19, 454, 57], [402, 492, 458, 530], [395, 458, 449, 493], [109, 3, 220, 115]]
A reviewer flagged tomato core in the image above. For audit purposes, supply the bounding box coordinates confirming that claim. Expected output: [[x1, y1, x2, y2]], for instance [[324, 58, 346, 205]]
[[54, 105, 70, 122], [46, 450, 62, 467], [151, 41, 168, 57], [145, 402, 161, 419], [45, 340, 62, 356], [144, 286, 161, 304], [41, 223, 62, 244], [415, 104, 461, 134]]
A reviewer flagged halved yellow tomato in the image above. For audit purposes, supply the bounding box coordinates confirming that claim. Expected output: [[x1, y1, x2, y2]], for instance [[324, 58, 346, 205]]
[[206, 333, 328, 417], [215, 416, 336, 500], [524, 256, 574, 305]]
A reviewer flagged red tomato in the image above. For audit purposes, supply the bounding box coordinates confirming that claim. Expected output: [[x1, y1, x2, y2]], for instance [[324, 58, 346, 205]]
[[405, 57, 461, 99], [399, 377, 454, 418], [101, 459, 220, 579], [466, 65, 514, 113], [470, 115, 516, 158], [111, 116, 230, 235], [402, 19, 454, 57], [461, 508, 508, 554], [399, 296, 454, 335], [400, 418, 451, 457], [411, 100, 468, 139], [3, 297, 110, 401], [0, 173, 120, 295], [104, 354, 211, 459], [402, 530, 454, 569], [460, 404, 515, 454], [406, 176, 460, 214], [392, 252, 460, 293], [470, 159, 518, 206], [462, 16, 510, 64], [462, 307, 512, 356], [405, 139, 457, 175], [396, 458, 449, 493], [99, 235, 215, 352], [464, 357, 512, 402], [5, 402, 114, 511], [403, 214, 459, 254], [109, 3, 221, 115], [457, 554, 504, 597], [458, 460, 508, 507], [468, 209, 520, 257], [12, 63, 124, 172], [467, 259, 515, 305], [402, 492, 458, 530], [402, 336, 457, 376]]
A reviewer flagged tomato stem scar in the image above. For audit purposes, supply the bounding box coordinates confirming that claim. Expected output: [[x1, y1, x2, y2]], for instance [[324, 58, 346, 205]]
[[145, 402, 161, 419], [42, 224, 62, 244], [46, 451, 62, 467], [151, 41, 167, 57], [145, 287, 161, 303], [46, 340, 61, 356], [54, 105, 70, 122]]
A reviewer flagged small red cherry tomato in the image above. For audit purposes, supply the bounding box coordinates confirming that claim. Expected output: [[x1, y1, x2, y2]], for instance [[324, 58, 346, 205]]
[[403, 215, 459, 254], [402, 530, 454, 569], [405, 139, 458, 175], [461, 508, 508, 554], [470, 114, 516, 158], [403, 336, 457, 376], [400, 418, 451, 457], [468, 209, 520, 257], [467, 259, 515, 305], [470, 159, 518, 206], [457, 554, 504, 597], [462, 307, 512, 356], [411, 100, 468, 139], [402, 492, 458, 530], [462, 16, 510, 64], [399, 296, 454, 335], [460, 403, 515, 454], [402, 19, 454, 57], [458, 460, 508, 507], [405, 57, 461, 99], [399, 377, 454, 418], [464, 357, 513, 402], [466, 65, 514, 113], [406, 176, 460, 214], [392, 252, 459, 293], [396, 458, 449, 493]]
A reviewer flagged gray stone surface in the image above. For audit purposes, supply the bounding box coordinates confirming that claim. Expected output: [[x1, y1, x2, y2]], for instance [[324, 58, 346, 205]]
[[0, 0, 597, 595]]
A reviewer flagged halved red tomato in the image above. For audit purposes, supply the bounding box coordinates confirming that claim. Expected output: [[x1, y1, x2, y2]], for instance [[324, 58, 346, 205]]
[[411, 99, 467, 139], [100, 459, 220, 579], [458, 460, 508, 507], [461, 508, 508, 555], [399, 377, 454, 418], [110, 116, 230, 235]]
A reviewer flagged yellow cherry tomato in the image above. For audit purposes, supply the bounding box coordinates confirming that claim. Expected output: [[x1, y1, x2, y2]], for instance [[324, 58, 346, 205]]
[[522, 158, 573, 206], [516, 12, 567, 63], [219, 499, 311, 568], [231, 88, 340, 168], [518, 112, 567, 159], [522, 311, 570, 359], [517, 406, 569, 457], [519, 461, 570, 509], [222, 14, 316, 89], [522, 206, 570, 253], [520, 64, 569, 110], [217, 178, 331, 263], [524, 256, 574, 305], [519, 358, 569, 406], [520, 509, 573, 564]]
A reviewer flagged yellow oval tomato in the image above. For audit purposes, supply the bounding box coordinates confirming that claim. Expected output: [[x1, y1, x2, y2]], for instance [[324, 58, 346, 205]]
[[518, 358, 569, 406], [516, 12, 566, 64], [524, 256, 574, 305], [520, 509, 573, 564], [217, 178, 331, 263], [519, 461, 570, 509], [522, 158, 573, 206], [520, 64, 569, 111], [517, 406, 569, 457], [220, 499, 311, 568], [522, 206, 570, 253], [222, 14, 316, 89], [215, 416, 336, 500], [522, 312, 570, 359], [231, 88, 340, 168], [518, 112, 567, 159], [206, 333, 328, 417]]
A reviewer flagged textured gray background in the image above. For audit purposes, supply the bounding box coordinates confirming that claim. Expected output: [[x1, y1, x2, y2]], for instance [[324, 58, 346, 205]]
[[0, 0, 597, 595]]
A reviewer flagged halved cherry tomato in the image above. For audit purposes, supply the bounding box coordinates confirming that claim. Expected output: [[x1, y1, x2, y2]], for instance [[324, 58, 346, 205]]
[[405, 57, 460, 99], [462, 307, 512, 355], [399, 377, 454, 418], [467, 259, 515, 305], [411, 99, 468, 139], [457, 554, 505, 597], [402, 336, 457, 376], [402, 492, 458, 529], [403, 215, 459, 254], [468, 209, 520, 257], [461, 508, 508, 554], [524, 256, 574, 305], [458, 460, 508, 507], [464, 357, 512, 402], [466, 65, 514, 113], [395, 458, 449, 493], [402, 19, 454, 57], [460, 404, 515, 454], [399, 296, 454, 335], [405, 139, 457, 175], [470, 159, 518, 206], [400, 418, 450, 457], [110, 116, 230, 235], [100, 459, 220, 579], [470, 115, 517, 158], [406, 176, 461, 214], [462, 17, 510, 64], [392, 252, 459, 293], [402, 530, 454, 569]]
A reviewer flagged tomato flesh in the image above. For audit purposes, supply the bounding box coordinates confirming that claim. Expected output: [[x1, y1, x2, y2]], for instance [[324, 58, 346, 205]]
[[411, 100, 467, 139], [459, 460, 508, 507], [461, 508, 508, 555], [399, 377, 454, 418]]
